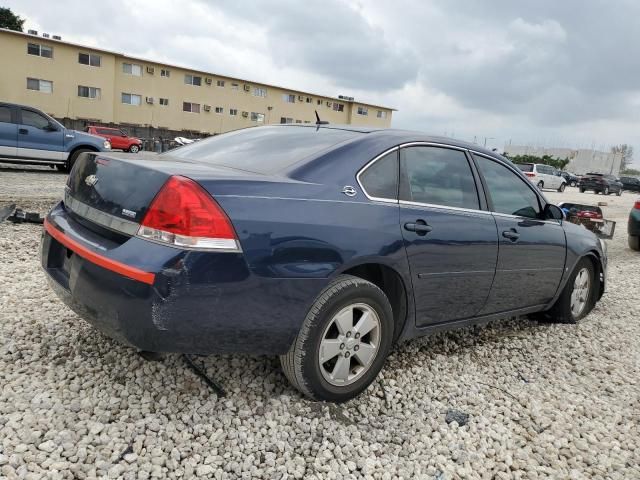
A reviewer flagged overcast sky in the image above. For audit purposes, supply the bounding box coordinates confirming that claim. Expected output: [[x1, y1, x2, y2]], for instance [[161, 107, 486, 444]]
[[6, 0, 640, 165]]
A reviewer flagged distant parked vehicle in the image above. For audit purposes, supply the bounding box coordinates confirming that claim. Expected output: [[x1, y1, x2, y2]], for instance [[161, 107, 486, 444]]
[[0, 102, 111, 171], [85, 126, 142, 153], [629, 199, 640, 251], [620, 176, 640, 193], [579, 173, 622, 195], [516, 163, 567, 191], [560, 171, 579, 187]]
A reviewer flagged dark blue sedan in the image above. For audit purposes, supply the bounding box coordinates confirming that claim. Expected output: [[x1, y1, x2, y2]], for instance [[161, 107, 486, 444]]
[[41, 125, 607, 401]]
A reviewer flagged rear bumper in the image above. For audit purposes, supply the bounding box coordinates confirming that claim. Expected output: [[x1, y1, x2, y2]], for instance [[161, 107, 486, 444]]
[[629, 209, 640, 236], [41, 202, 325, 355]]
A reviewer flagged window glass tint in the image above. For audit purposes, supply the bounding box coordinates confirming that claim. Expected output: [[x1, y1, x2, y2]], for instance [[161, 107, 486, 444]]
[[360, 151, 398, 199], [516, 163, 533, 172], [169, 126, 361, 174], [0, 106, 11, 123], [21, 109, 50, 129], [400, 147, 479, 209], [475, 155, 541, 218]]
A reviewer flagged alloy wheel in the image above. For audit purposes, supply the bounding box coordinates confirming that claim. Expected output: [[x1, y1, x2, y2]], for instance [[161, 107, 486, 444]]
[[570, 268, 591, 317], [318, 303, 381, 386]]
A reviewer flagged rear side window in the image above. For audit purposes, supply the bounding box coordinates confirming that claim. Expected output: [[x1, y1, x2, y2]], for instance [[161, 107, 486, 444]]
[[400, 146, 479, 210], [169, 126, 362, 174], [0, 106, 11, 123], [475, 155, 541, 219], [359, 150, 398, 200]]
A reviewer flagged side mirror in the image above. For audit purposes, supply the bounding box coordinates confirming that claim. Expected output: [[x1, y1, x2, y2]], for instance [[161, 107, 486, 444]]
[[44, 123, 59, 132], [544, 203, 565, 221]]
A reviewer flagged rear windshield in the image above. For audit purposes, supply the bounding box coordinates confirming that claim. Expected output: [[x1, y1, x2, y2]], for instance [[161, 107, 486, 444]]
[[561, 203, 602, 214], [167, 126, 363, 173], [516, 163, 534, 172]]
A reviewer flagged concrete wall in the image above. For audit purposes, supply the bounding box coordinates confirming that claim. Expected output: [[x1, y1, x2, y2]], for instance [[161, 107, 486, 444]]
[[503, 145, 623, 176], [0, 29, 393, 135]]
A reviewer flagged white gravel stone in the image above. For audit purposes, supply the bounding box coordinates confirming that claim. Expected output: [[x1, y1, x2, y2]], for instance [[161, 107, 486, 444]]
[[1, 171, 640, 479]]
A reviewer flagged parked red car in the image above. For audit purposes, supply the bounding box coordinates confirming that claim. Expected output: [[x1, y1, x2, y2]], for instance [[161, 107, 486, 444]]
[[85, 126, 142, 153]]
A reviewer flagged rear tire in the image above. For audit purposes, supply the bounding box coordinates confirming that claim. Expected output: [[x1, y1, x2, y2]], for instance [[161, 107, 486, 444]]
[[570, 181, 577, 187], [616, 189, 622, 196], [603, 186, 610, 195], [129, 145, 140, 153], [630, 235, 640, 251], [579, 188, 586, 193], [545, 258, 596, 324], [537, 181, 544, 190], [280, 275, 394, 402]]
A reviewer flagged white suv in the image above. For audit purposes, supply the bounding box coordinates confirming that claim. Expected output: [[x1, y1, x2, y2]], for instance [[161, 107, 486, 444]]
[[516, 163, 567, 192]]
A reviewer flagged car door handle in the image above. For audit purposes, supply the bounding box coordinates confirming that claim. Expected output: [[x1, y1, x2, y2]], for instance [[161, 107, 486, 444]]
[[502, 229, 520, 241], [18, 128, 28, 135], [404, 221, 432, 236]]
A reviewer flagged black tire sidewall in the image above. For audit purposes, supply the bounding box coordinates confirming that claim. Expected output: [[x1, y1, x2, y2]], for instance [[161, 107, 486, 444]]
[[299, 281, 394, 402]]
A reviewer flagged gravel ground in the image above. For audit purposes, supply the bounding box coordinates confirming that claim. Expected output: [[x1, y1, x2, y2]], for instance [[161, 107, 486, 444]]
[[1, 166, 639, 479]]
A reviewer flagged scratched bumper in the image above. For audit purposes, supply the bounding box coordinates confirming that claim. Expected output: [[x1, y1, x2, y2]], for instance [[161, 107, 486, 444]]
[[41, 202, 325, 355]]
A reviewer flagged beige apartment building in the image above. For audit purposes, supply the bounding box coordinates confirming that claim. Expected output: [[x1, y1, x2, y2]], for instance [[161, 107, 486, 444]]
[[0, 28, 394, 136]]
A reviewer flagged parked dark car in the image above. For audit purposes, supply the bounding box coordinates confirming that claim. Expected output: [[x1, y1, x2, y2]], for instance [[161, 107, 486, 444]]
[[40, 126, 607, 401], [560, 171, 579, 187], [629, 199, 640, 251], [620, 176, 640, 193], [579, 173, 623, 195]]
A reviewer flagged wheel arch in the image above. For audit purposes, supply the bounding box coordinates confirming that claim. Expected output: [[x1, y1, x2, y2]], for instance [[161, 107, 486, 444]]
[[338, 262, 409, 343]]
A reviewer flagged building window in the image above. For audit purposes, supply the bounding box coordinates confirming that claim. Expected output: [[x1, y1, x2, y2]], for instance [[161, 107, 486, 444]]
[[27, 43, 53, 58], [295, 120, 302, 124], [304, 121, 311, 124], [317, 99, 322, 105], [78, 85, 101, 99], [215, 107, 224, 114], [27, 78, 53, 93], [306, 97, 312, 103], [78, 52, 101, 67], [161, 69, 170, 77], [229, 109, 238, 116], [253, 87, 267, 97], [283, 94, 295, 103], [159, 98, 169, 106], [184, 75, 202, 86], [121, 93, 142, 105], [280, 117, 293, 124], [123, 63, 142, 76], [251, 112, 265, 122], [357, 106, 368, 116], [231, 83, 239, 90], [377, 110, 387, 119], [216, 80, 225, 87], [333, 103, 344, 112], [183, 102, 200, 113]]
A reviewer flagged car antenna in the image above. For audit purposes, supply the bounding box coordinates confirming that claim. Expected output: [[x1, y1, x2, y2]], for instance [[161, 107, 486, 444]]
[[315, 110, 329, 126]]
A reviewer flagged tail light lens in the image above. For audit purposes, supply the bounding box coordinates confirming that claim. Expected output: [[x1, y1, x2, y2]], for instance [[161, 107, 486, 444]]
[[137, 175, 240, 251], [525, 172, 535, 177], [634, 200, 640, 210]]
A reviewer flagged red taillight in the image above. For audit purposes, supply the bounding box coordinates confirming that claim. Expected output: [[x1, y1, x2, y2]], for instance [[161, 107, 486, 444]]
[[525, 172, 535, 177], [137, 176, 239, 251], [634, 200, 640, 210]]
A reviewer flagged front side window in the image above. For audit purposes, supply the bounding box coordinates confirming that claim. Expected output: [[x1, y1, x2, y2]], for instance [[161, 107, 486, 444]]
[[21, 109, 50, 129], [400, 146, 479, 210], [475, 155, 541, 219], [79, 52, 101, 67], [121, 93, 141, 105], [359, 150, 398, 200], [123, 63, 142, 76], [185, 75, 202, 86], [0, 106, 13, 123], [27, 78, 52, 93]]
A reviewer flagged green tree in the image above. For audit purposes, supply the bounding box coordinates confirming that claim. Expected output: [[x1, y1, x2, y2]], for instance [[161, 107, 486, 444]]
[[0, 7, 25, 31], [611, 144, 634, 171]]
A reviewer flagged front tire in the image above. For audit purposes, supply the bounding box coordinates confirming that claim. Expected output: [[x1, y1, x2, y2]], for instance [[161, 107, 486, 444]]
[[62, 148, 94, 173], [630, 235, 640, 251], [546, 258, 596, 323], [129, 145, 140, 153], [616, 189, 622, 196], [580, 188, 586, 193], [558, 183, 566, 192], [603, 186, 610, 195], [280, 275, 394, 402], [571, 181, 577, 187]]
